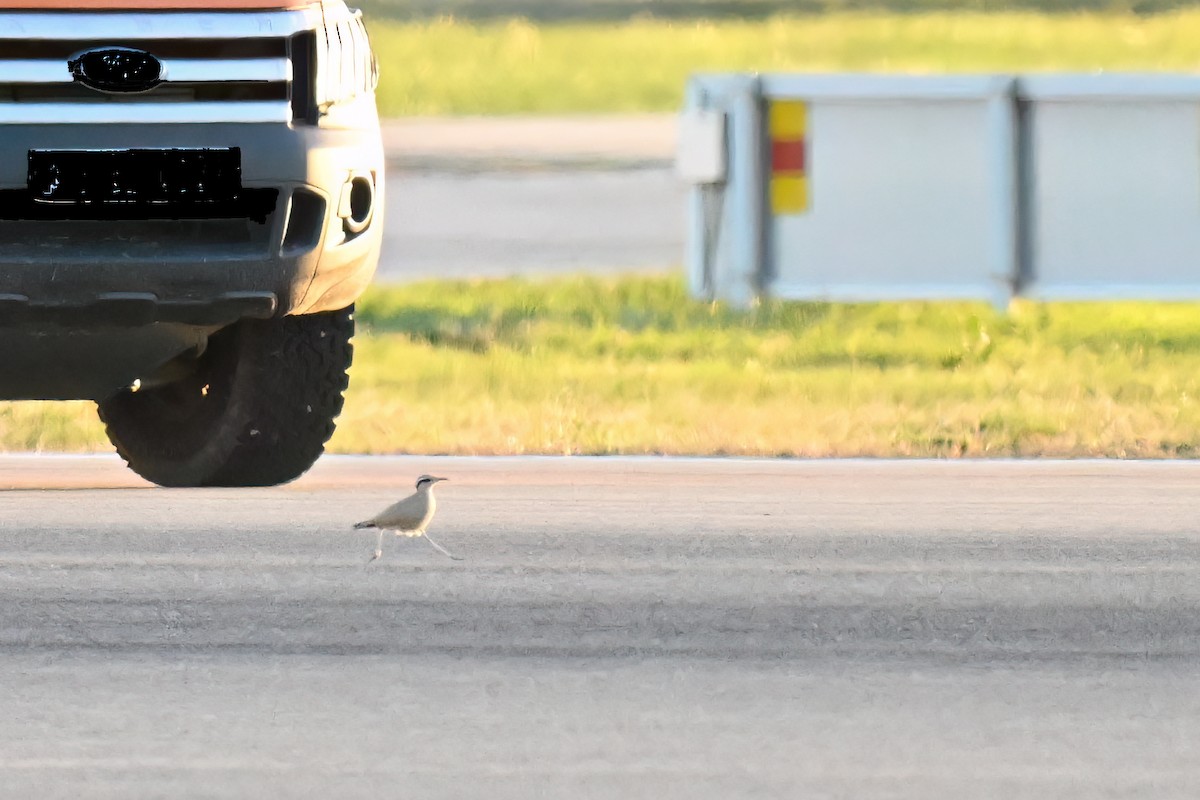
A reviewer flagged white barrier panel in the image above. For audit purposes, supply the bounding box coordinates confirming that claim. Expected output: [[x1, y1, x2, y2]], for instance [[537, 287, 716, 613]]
[[680, 73, 1200, 306], [1019, 76, 1200, 300], [761, 75, 1015, 306]]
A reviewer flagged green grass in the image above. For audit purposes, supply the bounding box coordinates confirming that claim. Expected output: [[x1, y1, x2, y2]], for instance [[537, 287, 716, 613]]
[[11, 275, 1200, 458], [368, 11, 1200, 115]]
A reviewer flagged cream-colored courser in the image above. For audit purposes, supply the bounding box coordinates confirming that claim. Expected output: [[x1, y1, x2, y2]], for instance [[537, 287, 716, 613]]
[[354, 475, 460, 561]]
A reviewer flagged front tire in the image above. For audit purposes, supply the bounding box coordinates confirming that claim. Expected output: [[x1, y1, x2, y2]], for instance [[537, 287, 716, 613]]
[[97, 306, 354, 487]]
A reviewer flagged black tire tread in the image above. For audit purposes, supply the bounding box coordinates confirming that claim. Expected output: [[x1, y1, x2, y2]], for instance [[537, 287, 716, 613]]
[[97, 306, 354, 487]]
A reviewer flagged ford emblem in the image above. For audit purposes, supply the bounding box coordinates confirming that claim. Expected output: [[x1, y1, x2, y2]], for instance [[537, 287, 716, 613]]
[[68, 47, 163, 93]]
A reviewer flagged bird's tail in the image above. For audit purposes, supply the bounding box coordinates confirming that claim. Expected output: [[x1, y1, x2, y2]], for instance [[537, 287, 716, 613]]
[[353, 520, 376, 529]]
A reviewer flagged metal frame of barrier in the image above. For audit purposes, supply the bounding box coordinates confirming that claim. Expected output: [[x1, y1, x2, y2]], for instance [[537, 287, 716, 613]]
[[679, 73, 1200, 307]]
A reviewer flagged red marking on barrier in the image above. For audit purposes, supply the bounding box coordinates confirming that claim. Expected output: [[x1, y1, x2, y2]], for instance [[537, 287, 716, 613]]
[[772, 139, 806, 174]]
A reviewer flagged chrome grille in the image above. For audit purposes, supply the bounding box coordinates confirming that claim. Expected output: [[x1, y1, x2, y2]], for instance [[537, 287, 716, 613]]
[[0, 8, 322, 124]]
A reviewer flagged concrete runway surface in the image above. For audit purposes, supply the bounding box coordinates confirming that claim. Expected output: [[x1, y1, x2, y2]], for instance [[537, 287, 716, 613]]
[[376, 115, 686, 280], [3, 454, 1200, 797]]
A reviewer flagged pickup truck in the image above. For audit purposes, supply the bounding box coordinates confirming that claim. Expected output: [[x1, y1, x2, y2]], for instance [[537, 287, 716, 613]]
[[0, 0, 384, 486]]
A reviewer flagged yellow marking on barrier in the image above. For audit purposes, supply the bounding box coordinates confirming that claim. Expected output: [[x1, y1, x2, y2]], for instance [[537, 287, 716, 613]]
[[769, 100, 807, 140], [771, 174, 808, 214]]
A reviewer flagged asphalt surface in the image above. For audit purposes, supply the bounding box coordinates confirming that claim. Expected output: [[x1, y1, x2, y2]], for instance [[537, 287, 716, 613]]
[[376, 115, 686, 280], [3, 455, 1200, 798]]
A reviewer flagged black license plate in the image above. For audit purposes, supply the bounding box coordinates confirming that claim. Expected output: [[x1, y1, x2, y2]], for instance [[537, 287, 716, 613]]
[[28, 148, 242, 205]]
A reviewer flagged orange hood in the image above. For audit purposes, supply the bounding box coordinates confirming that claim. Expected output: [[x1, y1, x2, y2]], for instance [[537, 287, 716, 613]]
[[0, 1, 317, 8]]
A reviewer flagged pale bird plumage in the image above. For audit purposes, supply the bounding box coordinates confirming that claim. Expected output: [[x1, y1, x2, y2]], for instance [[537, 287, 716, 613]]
[[355, 474, 460, 561]]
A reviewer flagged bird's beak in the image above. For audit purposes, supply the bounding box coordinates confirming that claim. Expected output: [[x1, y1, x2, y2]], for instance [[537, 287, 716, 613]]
[[434, 476, 448, 482]]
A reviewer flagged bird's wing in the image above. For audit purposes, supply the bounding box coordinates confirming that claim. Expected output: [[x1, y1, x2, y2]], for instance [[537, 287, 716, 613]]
[[370, 492, 429, 530]]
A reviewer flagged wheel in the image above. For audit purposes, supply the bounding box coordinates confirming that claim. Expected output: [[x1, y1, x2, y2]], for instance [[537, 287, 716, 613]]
[[97, 306, 354, 487]]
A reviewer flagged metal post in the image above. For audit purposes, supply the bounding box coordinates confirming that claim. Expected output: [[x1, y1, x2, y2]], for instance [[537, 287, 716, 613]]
[[712, 75, 766, 308]]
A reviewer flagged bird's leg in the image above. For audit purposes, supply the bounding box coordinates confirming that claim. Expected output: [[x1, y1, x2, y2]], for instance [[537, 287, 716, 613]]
[[369, 528, 384, 562], [422, 532, 463, 561]]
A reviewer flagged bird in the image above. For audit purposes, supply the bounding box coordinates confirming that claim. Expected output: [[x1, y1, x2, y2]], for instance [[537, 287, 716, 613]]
[[354, 474, 461, 561]]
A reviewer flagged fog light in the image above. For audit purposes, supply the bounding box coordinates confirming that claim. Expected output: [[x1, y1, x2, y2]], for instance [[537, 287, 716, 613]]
[[339, 174, 374, 236]]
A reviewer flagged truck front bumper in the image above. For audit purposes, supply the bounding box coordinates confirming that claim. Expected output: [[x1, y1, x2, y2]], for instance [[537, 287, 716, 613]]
[[0, 120, 384, 400]]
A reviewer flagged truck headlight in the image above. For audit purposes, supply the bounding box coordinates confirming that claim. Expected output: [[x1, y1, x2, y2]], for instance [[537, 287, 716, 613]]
[[289, 9, 378, 125]]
